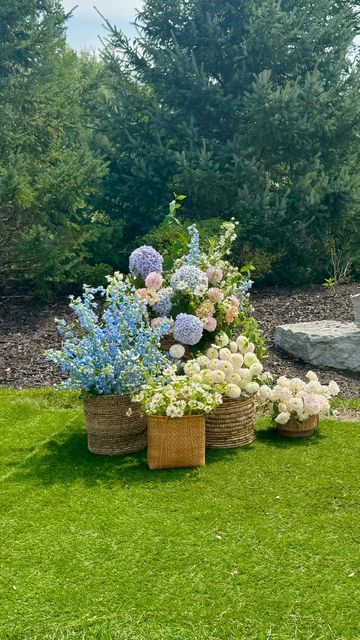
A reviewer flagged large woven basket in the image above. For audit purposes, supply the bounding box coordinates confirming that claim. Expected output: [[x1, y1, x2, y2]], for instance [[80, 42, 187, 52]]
[[205, 396, 256, 448], [276, 414, 319, 438], [146, 414, 205, 469], [84, 395, 146, 455]]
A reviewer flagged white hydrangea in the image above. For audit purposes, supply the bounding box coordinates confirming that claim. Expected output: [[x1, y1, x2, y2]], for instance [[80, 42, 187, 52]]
[[275, 411, 291, 425]]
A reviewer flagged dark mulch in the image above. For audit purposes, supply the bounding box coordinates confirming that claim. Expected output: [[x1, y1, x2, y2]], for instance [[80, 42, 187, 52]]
[[0, 284, 359, 397]]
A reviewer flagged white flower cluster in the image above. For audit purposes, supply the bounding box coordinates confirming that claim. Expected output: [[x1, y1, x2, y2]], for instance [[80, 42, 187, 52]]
[[195, 334, 266, 399], [132, 362, 224, 418], [259, 371, 340, 425]]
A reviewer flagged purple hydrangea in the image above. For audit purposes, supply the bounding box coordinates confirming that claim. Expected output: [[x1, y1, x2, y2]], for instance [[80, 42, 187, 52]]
[[129, 245, 163, 280], [171, 265, 208, 292], [152, 289, 172, 316], [173, 313, 204, 346]]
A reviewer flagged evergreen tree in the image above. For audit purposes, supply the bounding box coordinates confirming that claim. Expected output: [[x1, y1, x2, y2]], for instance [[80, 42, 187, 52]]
[[103, 0, 360, 282], [0, 1, 108, 296]]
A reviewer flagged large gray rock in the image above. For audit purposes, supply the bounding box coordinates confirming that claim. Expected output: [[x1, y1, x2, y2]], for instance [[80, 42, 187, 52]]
[[274, 321, 360, 373], [351, 294, 360, 327]]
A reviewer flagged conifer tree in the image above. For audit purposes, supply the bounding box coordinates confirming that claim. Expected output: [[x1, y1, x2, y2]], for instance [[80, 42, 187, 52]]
[[0, 1, 107, 296], [103, 0, 360, 282]]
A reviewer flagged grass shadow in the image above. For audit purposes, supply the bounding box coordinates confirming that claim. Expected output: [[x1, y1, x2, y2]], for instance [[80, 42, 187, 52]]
[[256, 425, 327, 448], [8, 421, 249, 488]]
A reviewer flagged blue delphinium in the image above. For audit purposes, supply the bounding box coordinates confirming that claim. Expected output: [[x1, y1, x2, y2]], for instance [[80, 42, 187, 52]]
[[129, 246, 163, 280], [239, 279, 254, 294], [171, 265, 208, 293], [152, 289, 173, 316], [186, 224, 201, 266], [46, 273, 171, 396], [173, 313, 204, 346]]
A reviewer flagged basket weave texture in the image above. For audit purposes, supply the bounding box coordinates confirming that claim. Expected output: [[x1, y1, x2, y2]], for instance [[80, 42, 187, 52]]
[[205, 396, 256, 448], [146, 414, 205, 469], [84, 395, 146, 455], [276, 414, 319, 438]]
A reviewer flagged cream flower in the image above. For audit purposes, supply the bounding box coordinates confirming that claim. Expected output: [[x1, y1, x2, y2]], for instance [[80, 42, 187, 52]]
[[245, 382, 260, 395], [243, 352, 258, 367], [206, 347, 219, 359], [219, 348, 232, 361], [226, 383, 241, 399], [169, 344, 186, 360], [229, 341, 238, 353], [211, 369, 226, 383], [306, 371, 318, 382]]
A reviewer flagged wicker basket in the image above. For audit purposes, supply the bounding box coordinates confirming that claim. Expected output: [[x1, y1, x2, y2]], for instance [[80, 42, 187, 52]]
[[205, 396, 256, 448], [276, 414, 319, 438], [84, 395, 146, 455], [146, 414, 205, 469]]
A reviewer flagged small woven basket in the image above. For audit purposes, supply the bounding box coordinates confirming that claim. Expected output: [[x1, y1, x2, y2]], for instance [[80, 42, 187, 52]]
[[276, 414, 319, 438], [205, 396, 256, 448], [84, 395, 146, 455], [146, 414, 205, 469]]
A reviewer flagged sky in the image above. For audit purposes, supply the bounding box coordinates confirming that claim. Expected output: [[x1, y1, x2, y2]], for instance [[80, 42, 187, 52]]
[[62, 0, 142, 50]]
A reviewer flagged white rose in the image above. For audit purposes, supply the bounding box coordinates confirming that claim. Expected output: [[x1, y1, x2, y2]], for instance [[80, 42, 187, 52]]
[[219, 348, 232, 361], [206, 347, 219, 359], [230, 353, 244, 370], [217, 360, 234, 376], [249, 362, 263, 376], [169, 344, 186, 360], [275, 411, 290, 425], [211, 369, 226, 383], [228, 373, 242, 386], [208, 358, 221, 371], [243, 352, 258, 367], [226, 383, 241, 399], [245, 382, 260, 395], [216, 332, 230, 347], [278, 402, 288, 412]]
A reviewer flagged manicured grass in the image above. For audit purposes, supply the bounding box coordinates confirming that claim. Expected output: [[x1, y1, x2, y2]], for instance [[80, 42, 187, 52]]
[[1, 388, 360, 640]]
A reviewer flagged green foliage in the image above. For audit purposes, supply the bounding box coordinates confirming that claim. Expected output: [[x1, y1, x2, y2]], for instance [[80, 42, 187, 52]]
[[1, 387, 360, 639], [0, 1, 108, 297], [101, 0, 360, 284]]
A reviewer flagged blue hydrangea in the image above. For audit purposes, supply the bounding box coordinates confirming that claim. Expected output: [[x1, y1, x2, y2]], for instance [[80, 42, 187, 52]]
[[171, 265, 208, 293], [173, 313, 204, 346], [185, 224, 201, 266], [152, 289, 172, 316], [46, 274, 171, 396], [129, 245, 163, 279]]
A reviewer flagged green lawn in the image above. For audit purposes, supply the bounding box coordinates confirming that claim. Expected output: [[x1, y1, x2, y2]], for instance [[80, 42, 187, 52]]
[[1, 388, 360, 640]]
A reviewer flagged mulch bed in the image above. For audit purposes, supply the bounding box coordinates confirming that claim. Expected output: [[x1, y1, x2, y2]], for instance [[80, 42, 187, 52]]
[[0, 284, 359, 397]]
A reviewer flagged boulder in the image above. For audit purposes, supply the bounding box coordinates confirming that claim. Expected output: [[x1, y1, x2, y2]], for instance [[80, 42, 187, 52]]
[[274, 321, 360, 373]]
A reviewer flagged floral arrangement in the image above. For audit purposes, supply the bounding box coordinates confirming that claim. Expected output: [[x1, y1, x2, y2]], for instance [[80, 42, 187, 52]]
[[46, 273, 171, 396], [259, 372, 340, 425], [128, 202, 263, 356], [194, 334, 270, 399], [132, 361, 224, 417]]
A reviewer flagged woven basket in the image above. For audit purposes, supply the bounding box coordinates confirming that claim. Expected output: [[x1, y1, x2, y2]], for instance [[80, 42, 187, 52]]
[[276, 414, 319, 438], [146, 414, 205, 469], [84, 395, 146, 455], [205, 396, 256, 448]]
